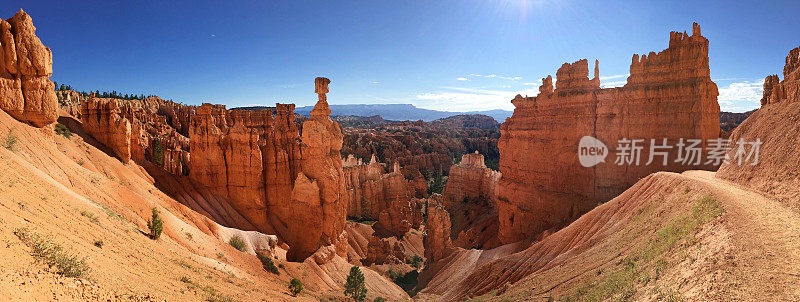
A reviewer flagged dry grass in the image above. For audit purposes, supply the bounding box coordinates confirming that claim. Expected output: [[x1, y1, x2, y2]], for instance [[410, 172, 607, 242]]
[[13, 227, 90, 278]]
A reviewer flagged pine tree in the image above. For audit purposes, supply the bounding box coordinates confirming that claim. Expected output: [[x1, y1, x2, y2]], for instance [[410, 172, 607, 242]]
[[146, 208, 163, 239], [344, 266, 367, 301]]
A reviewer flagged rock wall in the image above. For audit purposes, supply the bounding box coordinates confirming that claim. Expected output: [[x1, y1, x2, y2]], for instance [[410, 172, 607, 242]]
[[342, 156, 416, 220], [0, 9, 57, 127], [497, 23, 721, 244], [81, 98, 132, 162], [372, 197, 424, 238], [81, 96, 191, 173]]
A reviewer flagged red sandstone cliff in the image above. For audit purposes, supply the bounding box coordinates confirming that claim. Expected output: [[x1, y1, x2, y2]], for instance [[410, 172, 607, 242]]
[[497, 23, 721, 244], [0, 9, 57, 127]]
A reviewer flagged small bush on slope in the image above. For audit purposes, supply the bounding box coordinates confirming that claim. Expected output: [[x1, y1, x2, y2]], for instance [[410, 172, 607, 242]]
[[13, 227, 90, 278], [228, 235, 246, 252], [3, 130, 18, 151], [147, 208, 163, 239], [257, 254, 279, 275], [54, 123, 72, 138], [289, 278, 303, 296]]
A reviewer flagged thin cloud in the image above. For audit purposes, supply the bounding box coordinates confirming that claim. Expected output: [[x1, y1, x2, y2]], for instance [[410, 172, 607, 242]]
[[456, 77, 469, 81], [371, 81, 381, 84], [718, 79, 764, 112], [599, 74, 628, 80], [415, 86, 538, 111], [463, 74, 522, 81]]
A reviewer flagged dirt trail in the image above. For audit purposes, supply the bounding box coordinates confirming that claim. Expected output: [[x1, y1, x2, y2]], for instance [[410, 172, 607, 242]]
[[684, 170, 800, 300]]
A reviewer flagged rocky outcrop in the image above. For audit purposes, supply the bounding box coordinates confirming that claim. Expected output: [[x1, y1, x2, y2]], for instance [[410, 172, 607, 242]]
[[497, 23, 720, 244], [81, 97, 132, 162], [343, 156, 418, 221], [424, 197, 454, 262], [372, 197, 424, 238], [718, 46, 800, 202], [81, 96, 192, 171], [363, 235, 406, 265], [441, 152, 501, 249], [56, 90, 87, 118], [442, 151, 500, 209], [0, 9, 57, 127], [761, 46, 800, 106]]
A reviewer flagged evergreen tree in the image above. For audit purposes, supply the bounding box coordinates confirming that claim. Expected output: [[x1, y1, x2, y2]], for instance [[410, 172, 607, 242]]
[[147, 208, 163, 239], [344, 266, 367, 301]]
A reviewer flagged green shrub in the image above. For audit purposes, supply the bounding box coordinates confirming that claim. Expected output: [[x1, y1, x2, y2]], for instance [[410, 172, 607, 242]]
[[228, 235, 246, 252], [3, 130, 18, 151], [257, 254, 279, 275], [344, 266, 367, 302], [54, 123, 72, 138], [406, 254, 423, 269], [13, 227, 90, 278], [289, 278, 303, 297], [373, 298, 385, 302], [147, 208, 163, 239]]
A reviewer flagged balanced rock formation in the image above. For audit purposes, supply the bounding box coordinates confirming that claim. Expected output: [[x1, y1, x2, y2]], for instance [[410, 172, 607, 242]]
[[718, 46, 800, 202], [188, 77, 347, 262], [0, 9, 57, 127], [497, 23, 720, 244]]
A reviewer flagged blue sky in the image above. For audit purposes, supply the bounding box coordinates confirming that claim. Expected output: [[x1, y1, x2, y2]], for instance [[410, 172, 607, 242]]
[[10, 0, 800, 112]]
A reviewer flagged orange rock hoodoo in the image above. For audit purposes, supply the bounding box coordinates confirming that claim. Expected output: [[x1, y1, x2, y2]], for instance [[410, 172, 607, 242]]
[[442, 151, 502, 249], [188, 77, 347, 262], [442, 151, 500, 209], [497, 23, 721, 244], [0, 9, 58, 127], [761, 46, 800, 106], [424, 198, 455, 262], [342, 156, 417, 220]]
